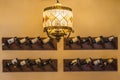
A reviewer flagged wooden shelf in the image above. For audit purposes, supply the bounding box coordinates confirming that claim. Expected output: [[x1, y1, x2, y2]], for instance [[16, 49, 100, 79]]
[[3, 59, 57, 72], [2, 37, 57, 50], [64, 58, 117, 71], [64, 37, 118, 50]]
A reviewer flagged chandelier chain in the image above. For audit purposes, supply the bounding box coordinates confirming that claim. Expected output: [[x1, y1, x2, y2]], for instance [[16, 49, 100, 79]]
[[56, 0, 60, 3]]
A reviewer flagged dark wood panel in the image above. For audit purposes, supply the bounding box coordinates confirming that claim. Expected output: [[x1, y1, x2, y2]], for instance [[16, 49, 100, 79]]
[[64, 37, 118, 50], [3, 59, 57, 72], [64, 58, 117, 71], [2, 37, 57, 50]]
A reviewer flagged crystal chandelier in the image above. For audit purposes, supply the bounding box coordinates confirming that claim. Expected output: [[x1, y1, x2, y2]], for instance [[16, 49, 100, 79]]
[[43, 0, 74, 41]]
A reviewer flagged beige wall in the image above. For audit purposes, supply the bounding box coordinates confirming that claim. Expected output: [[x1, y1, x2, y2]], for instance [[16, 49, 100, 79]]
[[0, 0, 120, 80]]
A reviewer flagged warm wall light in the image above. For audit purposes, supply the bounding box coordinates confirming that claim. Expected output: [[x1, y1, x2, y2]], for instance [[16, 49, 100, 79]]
[[43, 0, 74, 41]]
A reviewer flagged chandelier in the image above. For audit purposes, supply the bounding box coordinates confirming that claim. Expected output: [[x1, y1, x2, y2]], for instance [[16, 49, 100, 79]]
[[43, 0, 74, 41]]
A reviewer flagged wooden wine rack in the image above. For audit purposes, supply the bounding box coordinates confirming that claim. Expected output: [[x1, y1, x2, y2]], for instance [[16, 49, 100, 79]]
[[2, 37, 57, 50], [64, 37, 118, 50], [64, 58, 117, 71], [3, 59, 57, 72]]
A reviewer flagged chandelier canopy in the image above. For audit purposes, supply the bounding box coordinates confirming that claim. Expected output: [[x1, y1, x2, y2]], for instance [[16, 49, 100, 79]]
[[43, 0, 74, 41]]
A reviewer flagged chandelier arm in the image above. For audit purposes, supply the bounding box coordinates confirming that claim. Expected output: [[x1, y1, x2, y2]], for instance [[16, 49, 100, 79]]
[[66, 30, 72, 39], [44, 28, 52, 38], [61, 28, 66, 36]]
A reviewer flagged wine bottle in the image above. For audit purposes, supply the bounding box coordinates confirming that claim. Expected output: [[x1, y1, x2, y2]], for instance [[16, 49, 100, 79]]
[[105, 36, 115, 42], [68, 36, 83, 48], [12, 37, 31, 48], [77, 36, 83, 47], [35, 58, 41, 64], [41, 37, 55, 48], [93, 36, 105, 48], [105, 36, 116, 48], [20, 60, 26, 66], [43, 59, 56, 70], [17, 37, 32, 48], [18, 37, 43, 48], [25, 58, 34, 70], [43, 59, 52, 65], [107, 58, 114, 64], [103, 58, 116, 70], [19, 59, 27, 71], [5, 62, 12, 71], [107, 58, 116, 66], [35, 58, 44, 66], [5, 58, 19, 71], [31, 37, 39, 44], [24, 37, 35, 48], [14, 37, 21, 48], [93, 58, 104, 68], [19, 37, 27, 44], [68, 58, 81, 70], [80, 58, 93, 70], [15, 37, 28, 48], [80, 58, 92, 65], [3, 37, 16, 48], [85, 58, 93, 64], [11, 58, 20, 69], [7, 37, 15, 45], [69, 58, 79, 66], [34, 58, 45, 70], [21, 37, 31, 45], [33, 37, 44, 48], [26, 37, 33, 48], [20, 58, 33, 70], [11, 58, 18, 65], [82, 36, 94, 48], [25, 58, 32, 65], [30, 37, 40, 44]]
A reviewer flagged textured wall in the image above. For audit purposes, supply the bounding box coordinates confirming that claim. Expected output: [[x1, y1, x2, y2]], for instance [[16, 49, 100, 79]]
[[0, 0, 120, 80]]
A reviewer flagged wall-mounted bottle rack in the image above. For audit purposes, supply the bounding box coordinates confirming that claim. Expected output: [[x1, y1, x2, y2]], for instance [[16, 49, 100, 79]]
[[64, 58, 117, 71], [3, 58, 57, 72], [2, 37, 57, 50], [64, 36, 118, 50]]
